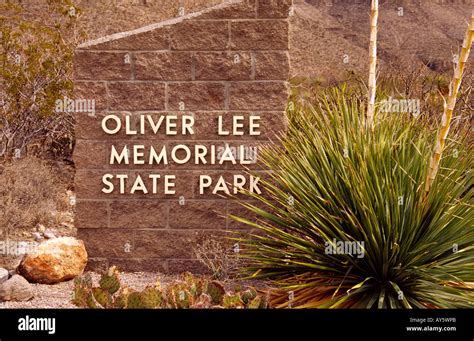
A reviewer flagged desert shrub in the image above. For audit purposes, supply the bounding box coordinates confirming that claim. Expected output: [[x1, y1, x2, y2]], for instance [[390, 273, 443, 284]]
[[233, 87, 473, 308], [0, 156, 63, 239], [193, 239, 241, 280], [290, 61, 472, 130], [379, 57, 473, 127], [0, 0, 80, 161]]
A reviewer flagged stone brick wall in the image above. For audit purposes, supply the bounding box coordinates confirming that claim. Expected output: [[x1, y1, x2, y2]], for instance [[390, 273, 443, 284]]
[[73, 0, 292, 273]]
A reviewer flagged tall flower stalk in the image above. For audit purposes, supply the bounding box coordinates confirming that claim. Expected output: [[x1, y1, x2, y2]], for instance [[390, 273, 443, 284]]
[[366, 0, 378, 129], [424, 13, 473, 198]]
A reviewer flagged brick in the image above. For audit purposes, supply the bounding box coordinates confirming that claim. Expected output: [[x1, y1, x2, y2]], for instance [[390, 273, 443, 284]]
[[124, 171, 194, 199], [165, 141, 221, 170], [167, 259, 209, 274], [135, 52, 193, 80], [75, 169, 112, 199], [169, 200, 227, 229], [194, 112, 286, 140], [231, 20, 289, 50], [221, 141, 266, 171], [75, 112, 105, 140], [74, 51, 132, 80], [75, 170, 194, 200], [229, 82, 289, 110], [74, 82, 107, 111], [193, 171, 230, 199], [198, 0, 256, 19], [133, 230, 201, 258], [76, 112, 137, 140], [195, 170, 274, 200], [109, 258, 167, 272], [84, 258, 109, 272], [194, 52, 252, 81], [86, 27, 169, 50], [221, 141, 263, 169], [108, 82, 165, 110], [132, 230, 233, 260], [257, 0, 292, 18], [107, 141, 168, 170], [192, 113, 220, 139], [78, 229, 134, 258], [193, 171, 268, 199], [195, 229, 239, 248], [171, 20, 229, 50], [166, 140, 262, 171], [75, 201, 108, 229], [76, 170, 167, 199], [73, 140, 107, 169], [73, 0, 292, 273], [255, 51, 290, 80], [109, 201, 168, 228], [167, 83, 225, 111], [132, 112, 196, 141], [75, 112, 145, 141]]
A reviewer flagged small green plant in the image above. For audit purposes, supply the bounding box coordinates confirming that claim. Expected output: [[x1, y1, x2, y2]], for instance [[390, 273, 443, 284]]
[[72, 267, 268, 309]]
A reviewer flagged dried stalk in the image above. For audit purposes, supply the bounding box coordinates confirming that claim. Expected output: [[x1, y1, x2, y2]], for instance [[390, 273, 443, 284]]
[[366, 0, 378, 129], [424, 13, 473, 198]]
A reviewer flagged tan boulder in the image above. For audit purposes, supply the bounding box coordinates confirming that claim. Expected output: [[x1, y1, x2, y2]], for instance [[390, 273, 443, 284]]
[[0, 275, 33, 301], [18, 237, 88, 284]]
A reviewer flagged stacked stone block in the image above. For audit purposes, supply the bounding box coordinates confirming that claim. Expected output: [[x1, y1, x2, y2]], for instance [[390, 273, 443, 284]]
[[73, 0, 292, 272]]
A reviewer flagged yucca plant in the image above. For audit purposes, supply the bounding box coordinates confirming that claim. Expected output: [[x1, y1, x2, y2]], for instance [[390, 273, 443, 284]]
[[366, 0, 378, 129], [424, 13, 474, 198], [233, 86, 473, 308], [232, 3, 473, 309]]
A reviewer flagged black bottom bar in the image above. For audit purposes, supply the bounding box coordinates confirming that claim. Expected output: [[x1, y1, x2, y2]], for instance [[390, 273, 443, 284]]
[[0, 309, 472, 340]]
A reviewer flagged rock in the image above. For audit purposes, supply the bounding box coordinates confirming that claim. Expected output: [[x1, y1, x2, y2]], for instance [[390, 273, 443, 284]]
[[18, 237, 88, 284], [0, 240, 38, 273], [32, 232, 43, 242], [0, 275, 33, 301], [43, 230, 56, 239], [0, 268, 8, 284]]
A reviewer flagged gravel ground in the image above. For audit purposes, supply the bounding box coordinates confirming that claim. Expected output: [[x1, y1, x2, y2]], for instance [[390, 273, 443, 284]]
[[0, 272, 268, 309], [0, 272, 180, 309]]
